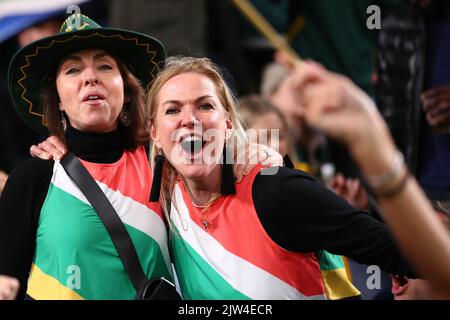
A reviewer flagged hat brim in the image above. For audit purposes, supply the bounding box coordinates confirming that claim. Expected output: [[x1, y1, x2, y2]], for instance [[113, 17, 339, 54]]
[[8, 27, 165, 136]]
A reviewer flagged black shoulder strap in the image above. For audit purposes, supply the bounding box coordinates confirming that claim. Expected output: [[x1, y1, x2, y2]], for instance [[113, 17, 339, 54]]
[[60, 152, 147, 291]]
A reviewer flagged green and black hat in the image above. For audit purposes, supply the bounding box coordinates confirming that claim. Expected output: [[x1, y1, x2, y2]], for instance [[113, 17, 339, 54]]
[[7, 14, 165, 136]]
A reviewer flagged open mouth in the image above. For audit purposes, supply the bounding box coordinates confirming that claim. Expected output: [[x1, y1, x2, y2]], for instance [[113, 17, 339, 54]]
[[82, 93, 106, 104], [179, 135, 207, 160], [391, 274, 409, 296]]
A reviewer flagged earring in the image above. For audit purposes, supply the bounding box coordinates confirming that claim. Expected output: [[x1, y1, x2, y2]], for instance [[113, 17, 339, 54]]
[[150, 149, 165, 202], [61, 113, 67, 132], [119, 109, 131, 127], [221, 147, 236, 195]]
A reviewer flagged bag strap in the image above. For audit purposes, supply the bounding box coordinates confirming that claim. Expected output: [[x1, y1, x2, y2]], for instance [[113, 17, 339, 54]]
[[60, 152, 147, 291]]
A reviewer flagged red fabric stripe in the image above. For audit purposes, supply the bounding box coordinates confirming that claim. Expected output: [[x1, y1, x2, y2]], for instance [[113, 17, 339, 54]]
[[80, 146, 163, 219], [178, 166, 325, 296]]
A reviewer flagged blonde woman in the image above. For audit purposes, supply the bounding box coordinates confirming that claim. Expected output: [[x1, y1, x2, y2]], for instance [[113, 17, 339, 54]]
[[146, 56, 414, 299], [0, 14, 170, 300]]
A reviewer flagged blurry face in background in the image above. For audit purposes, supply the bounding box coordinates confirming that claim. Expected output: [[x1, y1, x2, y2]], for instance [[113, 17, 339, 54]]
[[17, 19, 61, 47], [248, 111, 288, 156], [391, 210, 450, 300], [268, 75, 305, 141]]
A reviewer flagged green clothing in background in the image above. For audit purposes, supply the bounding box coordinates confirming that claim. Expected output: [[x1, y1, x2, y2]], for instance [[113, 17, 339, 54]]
[[291, 0, 403, 96]]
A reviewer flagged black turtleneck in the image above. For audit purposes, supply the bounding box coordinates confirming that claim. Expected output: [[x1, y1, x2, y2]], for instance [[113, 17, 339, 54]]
[[0, 126, 126, 299], [66, 125, 125, 163]]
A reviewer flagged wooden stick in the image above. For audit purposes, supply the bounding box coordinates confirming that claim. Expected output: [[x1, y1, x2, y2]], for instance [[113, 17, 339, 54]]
[[231, 0, 302, 66]]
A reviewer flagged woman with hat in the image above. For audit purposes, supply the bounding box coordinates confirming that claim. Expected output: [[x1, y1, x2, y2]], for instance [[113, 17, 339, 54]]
[[0, 14, 172, 300], [0, 14, 280, 300]]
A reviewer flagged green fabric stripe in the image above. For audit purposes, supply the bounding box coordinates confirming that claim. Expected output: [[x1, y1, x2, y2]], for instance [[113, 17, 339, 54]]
[[170, 223, 250, 300], [316, 250, 345, 271], [34, 183, 171, 300]]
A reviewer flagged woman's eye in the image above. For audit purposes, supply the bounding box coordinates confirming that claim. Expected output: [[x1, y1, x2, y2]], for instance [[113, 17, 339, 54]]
[[65, 68, 79, 75], [165, 107, 180, 115], [99, 64, 112, 70], [199, 103, 214, 110]]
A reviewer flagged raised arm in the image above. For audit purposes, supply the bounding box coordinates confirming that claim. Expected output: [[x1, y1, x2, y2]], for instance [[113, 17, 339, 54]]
[[293, 61, 450, 292]]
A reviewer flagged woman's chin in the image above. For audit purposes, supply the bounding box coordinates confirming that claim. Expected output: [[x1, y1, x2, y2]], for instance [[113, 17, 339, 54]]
[[175, 163, 217, 182]]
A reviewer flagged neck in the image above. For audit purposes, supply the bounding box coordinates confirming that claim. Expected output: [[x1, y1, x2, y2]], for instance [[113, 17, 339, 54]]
[[65, 124, 125, 163], [182, 165, 222, 206]]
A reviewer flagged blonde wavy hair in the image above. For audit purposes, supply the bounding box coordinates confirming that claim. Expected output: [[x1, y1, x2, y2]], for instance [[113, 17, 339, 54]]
[[146, 56, 247, 217]]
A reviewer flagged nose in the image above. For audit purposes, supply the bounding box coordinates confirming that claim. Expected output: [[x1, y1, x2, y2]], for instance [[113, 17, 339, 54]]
[[180, 107, 201, 128], [82, 67, 99, 86]]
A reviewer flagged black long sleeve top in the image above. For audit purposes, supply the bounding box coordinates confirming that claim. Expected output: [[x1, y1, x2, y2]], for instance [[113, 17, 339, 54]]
[[253, 167, 414, 277]]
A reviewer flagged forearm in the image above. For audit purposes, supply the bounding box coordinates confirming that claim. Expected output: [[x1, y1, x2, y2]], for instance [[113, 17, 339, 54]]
[[351, 121, 450, 291], [294, 61, 450, 292], [378, 179, 450, 292]]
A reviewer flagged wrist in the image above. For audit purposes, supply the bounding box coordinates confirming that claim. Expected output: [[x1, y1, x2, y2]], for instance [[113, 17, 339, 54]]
[[349, 120, 397, 175], [362, 149, 410, 198]]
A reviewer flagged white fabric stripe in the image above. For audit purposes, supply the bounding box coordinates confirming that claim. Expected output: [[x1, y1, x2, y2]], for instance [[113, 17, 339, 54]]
[[0, 0, 89, 18], [51, 161, 172, 273], [171, 185, 326, 300]]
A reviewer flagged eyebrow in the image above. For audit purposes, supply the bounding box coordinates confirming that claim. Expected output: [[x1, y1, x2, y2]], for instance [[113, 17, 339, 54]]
[[162, 95, 215, 106], [60, 52, 111, 65]]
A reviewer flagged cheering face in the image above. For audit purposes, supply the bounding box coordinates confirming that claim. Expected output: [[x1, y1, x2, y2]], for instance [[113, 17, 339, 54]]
[[56, 49, 125, 133], [151, 72, 232, 181]]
